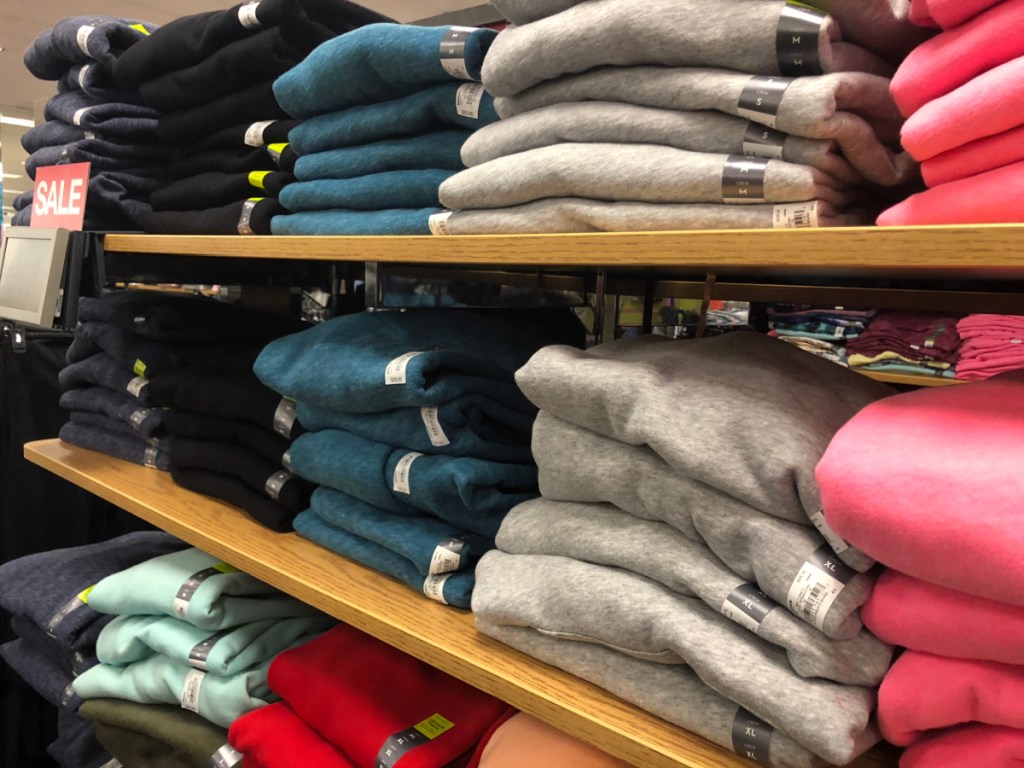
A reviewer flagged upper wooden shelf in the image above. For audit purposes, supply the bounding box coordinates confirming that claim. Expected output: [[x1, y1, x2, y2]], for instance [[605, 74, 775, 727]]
[[26, 438, 899, 768], [103, 225, 1024, 277]]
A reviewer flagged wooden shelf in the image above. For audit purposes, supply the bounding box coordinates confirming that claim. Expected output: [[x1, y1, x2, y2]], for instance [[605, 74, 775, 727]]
[[26, 438, 899, 768], [104, 225, 1024, 277]]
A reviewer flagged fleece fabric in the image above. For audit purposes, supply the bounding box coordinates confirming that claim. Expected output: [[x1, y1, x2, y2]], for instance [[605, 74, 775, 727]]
[[516, 332, 891, 566], [151, 171, 291, 212], [43, 91, 160, 140], [495, 67, 912, 187], [289, 83, 499, 156], [80, 698, 228, 768], [293, 511, 476, 607], [296, 396, 534, 462], [49, 708, 111, 768], [24, 141, 164, 176], [273, 24, 497, 118], [443, 198, 864, 234], [170, 465, 297, 532], [138, 197, 285, 235], [170, 146, 274, 177], [59, 422, 171, 470], [9, 614, 96, 677], [253, 309, 549, 414], [1, 637, 82, 711], [475, 712, 629, 768], [877, 161, 1024, 225], [922, 124, 1024, 187], [271, 207, 440, 235], [59, 387, 164, 439], [279, 169, 454, 212], [294, 131, 469, 181], [21, 119, 133, 154], [844, 310, 961, 364], [900, 725, 1024, 768], [269, 624, 510, 767], [498, 498, 891, 684], [59, 352, 154, 405], [878, 651, 1024, 746], [157, 82, 288, 147], [461, 102, 861, 183], [57, 62, 142, 103], [188, 119, 300, 154], [24, 16, 155, 79], [473, 552, 878, 765], [477, 619, 829, 768], [817, 371, 1024, 606], [162, 410, 290, 468], [86, 547, 321, 629], [229, 702, 357, 767], [441, 144, 854, 211], [862, 569, 1024, 666], [909, 0, 1004, 29], [67, 410, 161, 445]]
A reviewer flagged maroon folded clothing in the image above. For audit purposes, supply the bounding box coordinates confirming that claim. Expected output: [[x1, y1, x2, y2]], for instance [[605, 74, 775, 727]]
[[229, 701, 357, 767], [844, 310, 962, 363]]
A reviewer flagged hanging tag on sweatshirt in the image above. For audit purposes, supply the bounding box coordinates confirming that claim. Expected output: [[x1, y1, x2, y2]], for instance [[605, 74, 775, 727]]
[[76, 25, 95, 55], [456, 83, 485, 118], [721, 583, 776, 634], [420, 406, 451, 447], [244, 120, 276, 147], [742, 122, 787, 159], [787, 545, 856, 631], [428, 210, 453, 236], [393, 452, 423, 495], [722, 156, 768, 203], [440, 27, 478, 80], [210, 744, 244, 768], [772, 201, 819, 228], [777, 2, 827, 76], [737, 76, 792, 129], [732, 708, 774, 763], [238, 1, 262, 29]]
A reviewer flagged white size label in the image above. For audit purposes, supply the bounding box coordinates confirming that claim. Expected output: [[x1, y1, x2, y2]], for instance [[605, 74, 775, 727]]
[[422, 573, 452, 605], [76, 25, 95, 55], [385, 351, 425, 385], [772, 201, 819, 229], [210, 743, 244, 768], [429, 210, 453, 236], [78, 64, 91, 88], [787, 551, 851, 631], [238, 1, 262, 29], [392, 451, 423, 494], [244, 119, 276, 147], [808, 508, 850, 553], [180, 669, 206, 713], [127, 376, 149, 398], [456, 83, 485, 118], [420, 406, 451, 447], [72, 107, 92, 126]]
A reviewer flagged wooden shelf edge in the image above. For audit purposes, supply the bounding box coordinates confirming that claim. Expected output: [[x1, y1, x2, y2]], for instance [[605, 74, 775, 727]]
[[24, 439, 898, 768], [856, 370, 966, 387]]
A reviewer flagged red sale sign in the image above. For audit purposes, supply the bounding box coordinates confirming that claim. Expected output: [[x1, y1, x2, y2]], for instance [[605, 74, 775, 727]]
[[31, 162, 91, 230]]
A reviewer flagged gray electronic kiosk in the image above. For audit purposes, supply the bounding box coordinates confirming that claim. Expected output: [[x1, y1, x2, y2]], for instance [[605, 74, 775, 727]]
[[0, 227, 72, 329]]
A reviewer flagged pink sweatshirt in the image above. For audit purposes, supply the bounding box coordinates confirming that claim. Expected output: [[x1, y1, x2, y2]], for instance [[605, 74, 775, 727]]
[[877, 160, 1024, 225], [901, 725, 1024, 768], [909, 0, 1005, 29]]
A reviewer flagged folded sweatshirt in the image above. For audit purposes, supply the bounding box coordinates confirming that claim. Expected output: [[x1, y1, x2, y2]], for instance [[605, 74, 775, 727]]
[[253, 309, 549, 414], [531, 412, 872, 639], [443, 198, 863, 234], [43, 91, 160, 140], [150, 171, 292, 211], [162, 410, 290, 467], [878, 651, 1024, 746], [477, 619, 830, 768], [844, 310, 962, 363], [169, 146, 275, 178], [57, 62, 143, 104], [495, 67, 913, 187], [24, 16, 155, 79], [900, 725, 1024, 768], [268, 624, 511, 768], [473, 552, 879, 765], [294, 131, 469, 181], [877, 160, 1024, 225], [21, 119, 121, 154], [25, 142, 164, 178], [817, 371, 1024, 606], [288, 83, 498, 155], [59, 352, 154, 405], [498, 498, 891, 684], [921, 122, 1024, 187], [138, 198, 285, 235], [271, 207, 441, 235], [273, 24, 497, 118], [279, 169, 455, 212], [862, 569, 1024, 666], [482, 0, 894, 100], [86, 547, 321, 628], [169, 464, 295, 532], [229, 702, 357, 767], [1, 636, 83, 711], [516, 332, 891, 566], [462, 102, 861, 183], [187, 118, 300, 155], [49, 707, 112, 768], [59, 421, 171, 470], [440, 144, 854, 211], [59, 386, 165, 439], [475, 712, 630, 768], [909, 0, 1004, 29], [157, 82, 288, 147]]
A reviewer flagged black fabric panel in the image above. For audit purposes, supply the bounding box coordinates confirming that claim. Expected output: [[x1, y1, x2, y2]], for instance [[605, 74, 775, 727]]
[[137, 197, 285, 235], [162, 409, 291, 467], [150, 170, 291, 211], [187, 119, 300, 155], [170, 146, 273, 179], [157, 81, 287, 147], [170, 465, 296, 531]]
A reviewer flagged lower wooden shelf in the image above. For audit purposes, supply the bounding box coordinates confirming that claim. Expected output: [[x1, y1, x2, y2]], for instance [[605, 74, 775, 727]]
[[25, 438, 899, 768], [856, 370, 964, 387]]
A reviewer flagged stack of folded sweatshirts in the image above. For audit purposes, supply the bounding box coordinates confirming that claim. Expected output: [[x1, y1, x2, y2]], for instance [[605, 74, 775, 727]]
[[767, 305, 877, 364], [110, 0, 392, 234], [473, 331, 898, 765], [843, 310, 962, 379], [818, 372, 1024, 766], [252, 310, 551, 608], [228, 624, 511, 766], [435, 0, 926, 234], [15, 16, 166, 230], [954, 314, 1024, 380], [879, 0, 1024, 224], [70, 547, 333, 737], [270, 24, 499, 235], [0, 532, 187, 768]]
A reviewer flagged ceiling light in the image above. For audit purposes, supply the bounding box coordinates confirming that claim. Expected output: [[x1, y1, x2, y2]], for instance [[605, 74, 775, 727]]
[[0, 116, 35, 128], [2, 172, 22, 179]]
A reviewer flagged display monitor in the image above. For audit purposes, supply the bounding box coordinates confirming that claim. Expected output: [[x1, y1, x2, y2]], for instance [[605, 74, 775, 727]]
[[0, 227, 71, 328]]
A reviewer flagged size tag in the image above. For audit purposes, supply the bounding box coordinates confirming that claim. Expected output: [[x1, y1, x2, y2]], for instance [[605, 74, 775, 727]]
[[375, 714, 455, 768], [808, 507, 850, 553], [428, 210, 453, 236], [385, 351, 426, 385], [722, 155, 768, 203], [422, 574, 452, 605], [267, 142, 287, 166], [420, 406, 451, 447], [772, 201, 819, 229], [282, 448, 294, 472], [737, 76, 792, 129], [143, 445, 160, 468], [440, 26, 478, 80], [78, 64, 91, 89], [393, 452, 423, 495], [777, 2, 827, 76], [264, 469, 294, 500], [72, 107, 92, 126], [238, 1, 262, 29], [133, 359, 148, 377], [731, 708, 774, 763], [237, 197, 262, 234], [129, 408, 150, 430], [209, 743, 244, 768], [180, 669, 206, 713], [273, 397, 298, 438], [189, 628, 232, 671], [456, 83, 486, 118], [99, 759, 123, 768], [84, 131, 96, 140], [172, 563, 238, 621], [244, 120, 276, 147], [76, 25, 95, 55], [47, 585, 95, 636], [721, 584, 776, 634], [72, 651, 88, 675], [429, 537, 467, 575], [787, 545, 856, 631], [127, 375, 149, 398], [248, 170, 271, 190], [742, 122, 786, 159]]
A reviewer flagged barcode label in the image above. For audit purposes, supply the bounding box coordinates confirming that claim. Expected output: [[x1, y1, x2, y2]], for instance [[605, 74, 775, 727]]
[[773, 201, 819, 229], [786, 545, 856, 631], [422, 574, 452, 604], [420, 406, 451, 447], [456, 83, 485, 118], [429, 537, 467, 575], [126, 376, 149, 398], [393, 452, 423, 494], [429, 210, 453, 236], [180, 669, 206, 713], [385, 351, 426, 385]]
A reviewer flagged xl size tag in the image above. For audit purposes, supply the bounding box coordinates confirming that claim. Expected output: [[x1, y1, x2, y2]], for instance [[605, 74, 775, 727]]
[[732, 708, 774, 763]]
